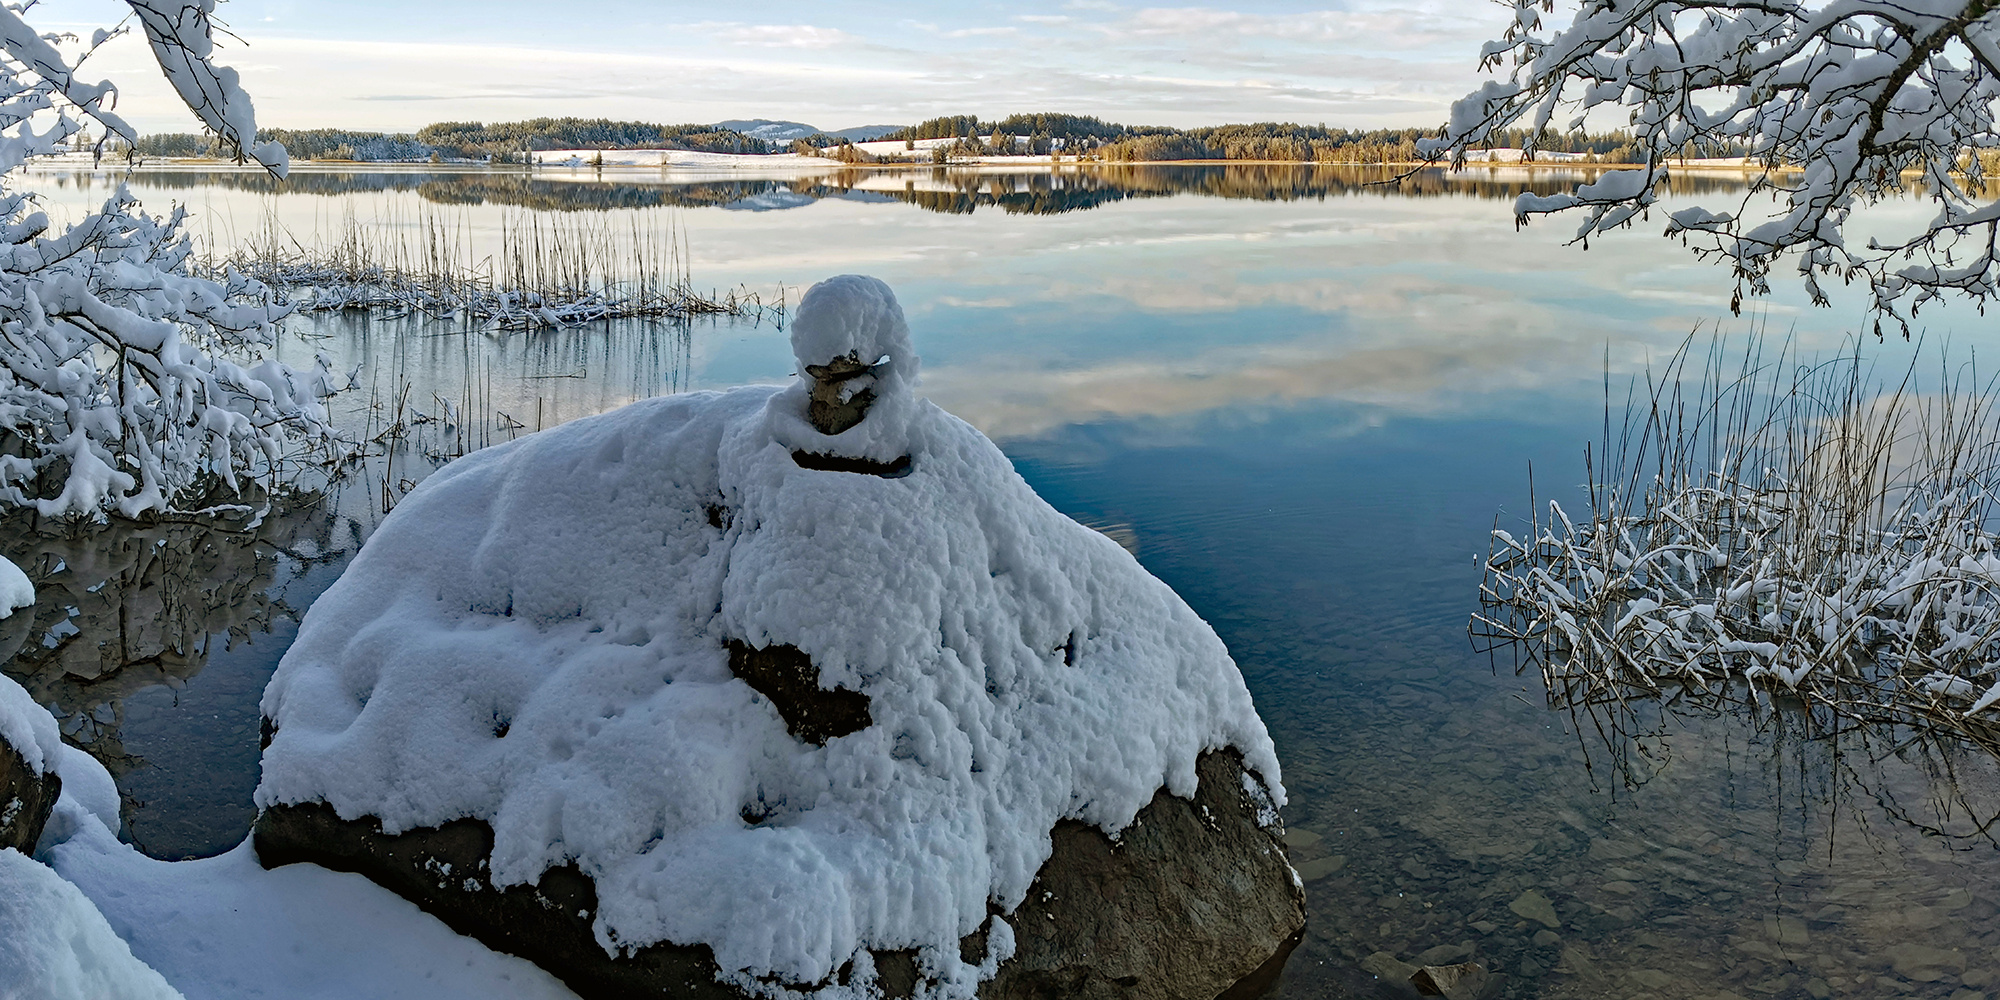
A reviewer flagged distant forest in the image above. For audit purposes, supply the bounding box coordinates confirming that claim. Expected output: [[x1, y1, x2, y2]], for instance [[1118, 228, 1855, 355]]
[[134, 118, 777, 162], [130, 114, 1738, 165]]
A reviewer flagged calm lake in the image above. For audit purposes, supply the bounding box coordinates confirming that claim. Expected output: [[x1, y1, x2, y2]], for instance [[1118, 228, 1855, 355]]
[[11, 162, 2000, 1000]]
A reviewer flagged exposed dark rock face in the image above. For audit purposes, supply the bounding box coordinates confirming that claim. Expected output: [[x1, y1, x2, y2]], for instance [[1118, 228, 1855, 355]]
[[0, 730, 59, 853], [982, 749, 1306, 1000], [725, 640, 872, 745], [791, 450, 913, 478], [253, 749, 1304, 1000], [805, 352, 880, 435], [254, 804, 741, 1000]]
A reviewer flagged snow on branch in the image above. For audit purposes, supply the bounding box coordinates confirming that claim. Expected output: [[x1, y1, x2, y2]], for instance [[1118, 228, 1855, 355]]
[[1422, 0, 2000, 333], [126, 0, 288, 177], [0, 4, 337, 518]]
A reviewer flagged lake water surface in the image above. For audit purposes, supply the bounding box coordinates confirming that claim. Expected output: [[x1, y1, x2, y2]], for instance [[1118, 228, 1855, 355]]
[[11, 163, 2000, 1000]]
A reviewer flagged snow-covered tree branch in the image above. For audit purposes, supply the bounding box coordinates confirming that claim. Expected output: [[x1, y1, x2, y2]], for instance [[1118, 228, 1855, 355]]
[[0, 1, 333, 518], [1422, 0, 2000, 333]]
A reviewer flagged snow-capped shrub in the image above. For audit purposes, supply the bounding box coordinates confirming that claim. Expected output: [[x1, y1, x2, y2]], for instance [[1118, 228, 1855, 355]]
[[0, 2, 338, 518], [1477, 338, 2000, 746]]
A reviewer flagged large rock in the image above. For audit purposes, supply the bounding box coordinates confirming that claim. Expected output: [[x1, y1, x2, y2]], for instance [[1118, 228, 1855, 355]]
[[255, 276, 1297, 998], [0, 728, 59, 853], [256, 748, 1300, 1000]]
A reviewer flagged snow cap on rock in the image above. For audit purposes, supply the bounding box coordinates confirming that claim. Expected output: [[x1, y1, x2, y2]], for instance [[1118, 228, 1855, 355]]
[[790, 274, 917, 389], [765, 275, 921, 461]]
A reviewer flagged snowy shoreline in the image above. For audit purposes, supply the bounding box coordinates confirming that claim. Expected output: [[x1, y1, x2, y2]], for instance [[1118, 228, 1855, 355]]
[[18, 148, 1793, 174]]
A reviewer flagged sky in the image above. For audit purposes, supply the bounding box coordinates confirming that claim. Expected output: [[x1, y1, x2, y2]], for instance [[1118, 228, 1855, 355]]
[[39, 0, 1505, 135]]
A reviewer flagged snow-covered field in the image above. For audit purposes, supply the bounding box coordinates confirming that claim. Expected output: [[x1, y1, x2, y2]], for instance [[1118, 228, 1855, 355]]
[[529, 148, 845, 169]]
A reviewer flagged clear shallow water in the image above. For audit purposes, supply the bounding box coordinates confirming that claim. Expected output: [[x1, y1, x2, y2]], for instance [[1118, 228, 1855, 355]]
[[9, 164, 2000, 999]]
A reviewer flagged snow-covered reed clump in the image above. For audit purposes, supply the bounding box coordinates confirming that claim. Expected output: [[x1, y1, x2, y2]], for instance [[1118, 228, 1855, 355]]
[[258, 275, 1282, 997], [1477, 338, 2000, 749], [211, 208, 768, 331]]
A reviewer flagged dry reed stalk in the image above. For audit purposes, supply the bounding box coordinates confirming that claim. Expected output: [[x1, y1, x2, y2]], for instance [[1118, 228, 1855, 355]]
[[1475, 333, 2000, 754], [200, 205, 774, 330]]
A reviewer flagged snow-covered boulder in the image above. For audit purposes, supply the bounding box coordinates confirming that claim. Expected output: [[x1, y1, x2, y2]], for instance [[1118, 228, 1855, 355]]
[[0, 559, 58, 854], [254, 275, 1304, 999]]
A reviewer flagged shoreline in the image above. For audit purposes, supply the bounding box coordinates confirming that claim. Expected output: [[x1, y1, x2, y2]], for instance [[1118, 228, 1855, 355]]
[[18, 150, 1790, 175]]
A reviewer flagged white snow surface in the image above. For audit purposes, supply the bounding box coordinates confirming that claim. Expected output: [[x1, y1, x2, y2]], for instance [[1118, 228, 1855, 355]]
[[0, 553, 31, 619], [0, 848, 184, 1000], [259, 276, 1281, 996], [33, 738, 578, 1000], [0, 671, 57, 782]]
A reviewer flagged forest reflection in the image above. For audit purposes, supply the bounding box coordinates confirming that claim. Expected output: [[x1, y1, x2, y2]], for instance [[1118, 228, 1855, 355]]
[[89, 163, 1777, 216]]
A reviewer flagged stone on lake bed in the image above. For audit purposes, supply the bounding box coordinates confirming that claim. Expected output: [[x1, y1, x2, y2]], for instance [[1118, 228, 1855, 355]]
[[1293, 855, 1346, 882], [1628, 969, 1676, 990], [1414, 943, 1472, 966], [1888, 943, 1966, 982], [1410, 961, 1489, 1000], [1360, 951, 1419, 982], [1763, 915, 1808, 947], [250, 276, 1302, 999], [1281, 827, 1322, 849], [1509, 889, 1561, 928], [1587, 837, 1648, 861]]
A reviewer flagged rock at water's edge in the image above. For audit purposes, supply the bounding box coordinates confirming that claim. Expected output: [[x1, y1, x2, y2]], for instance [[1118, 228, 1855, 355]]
[[0, 731, 58, 853], [254, 749, 1304, 1000]]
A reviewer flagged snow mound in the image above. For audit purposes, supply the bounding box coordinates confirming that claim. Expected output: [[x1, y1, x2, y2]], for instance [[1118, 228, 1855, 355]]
[[0, 663, 60, 784], [0, 847, 184, 1000], [34, 729, 578, 1000], [0, 554, 32, 620], [258, 275, 1280, 996]]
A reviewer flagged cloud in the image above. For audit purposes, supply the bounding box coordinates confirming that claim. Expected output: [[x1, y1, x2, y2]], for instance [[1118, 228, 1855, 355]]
[[705, 24, 856, 49], [40, 2, 1505, 133]]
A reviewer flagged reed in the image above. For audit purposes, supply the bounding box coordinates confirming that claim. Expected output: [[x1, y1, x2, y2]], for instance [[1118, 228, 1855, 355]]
[[1474, 334, 2000, 755], [202, 205, 775, 330]]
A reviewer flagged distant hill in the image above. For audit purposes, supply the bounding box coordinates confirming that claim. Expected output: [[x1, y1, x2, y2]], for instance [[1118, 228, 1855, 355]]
[[716, 120, 906, 142], [828, 125, 904, 141], [716, 120, 820, 141]]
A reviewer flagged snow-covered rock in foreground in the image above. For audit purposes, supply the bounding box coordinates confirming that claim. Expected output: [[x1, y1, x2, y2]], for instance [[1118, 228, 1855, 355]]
[[32, 726, 579, 1000], [255, 275, 1300, 998], [2, 669, 176, 1000], [0, 562, 59, 854], [0, 847, 184, 1000], [0, 555, 31, 620]]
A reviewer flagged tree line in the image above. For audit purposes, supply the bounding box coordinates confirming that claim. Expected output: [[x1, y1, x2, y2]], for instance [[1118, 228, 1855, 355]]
[[134, 118, 776, 162], [129, 114, 1762, 166]]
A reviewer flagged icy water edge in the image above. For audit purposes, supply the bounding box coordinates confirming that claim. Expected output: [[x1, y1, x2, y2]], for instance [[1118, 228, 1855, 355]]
[[9, 164, 2000, 1000]]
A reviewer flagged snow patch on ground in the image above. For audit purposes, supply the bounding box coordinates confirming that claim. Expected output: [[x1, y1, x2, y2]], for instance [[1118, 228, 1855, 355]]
[[35, 747, 579, 1000], [0, 667, 578, 1000], [0, 847, 185, 1000], [258, 276, 1280, 996], [533, 148, 843, 169]]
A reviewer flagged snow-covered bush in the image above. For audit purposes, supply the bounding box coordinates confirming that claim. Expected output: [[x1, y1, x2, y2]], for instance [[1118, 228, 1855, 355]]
[[0, 2, 338, 518], [1423, 0, 2000, 331], [1476, 339, 2000, 746]]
